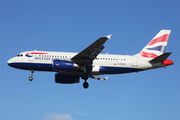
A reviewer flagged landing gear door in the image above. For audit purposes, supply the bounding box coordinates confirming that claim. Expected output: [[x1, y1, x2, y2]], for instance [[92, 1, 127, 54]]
[[132, 56, 138, 67]]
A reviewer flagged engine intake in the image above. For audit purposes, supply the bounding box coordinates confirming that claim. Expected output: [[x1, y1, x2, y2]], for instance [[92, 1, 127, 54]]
[[53, 60, 78, 70]]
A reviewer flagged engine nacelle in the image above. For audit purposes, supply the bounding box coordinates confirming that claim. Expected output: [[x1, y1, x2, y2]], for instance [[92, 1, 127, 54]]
[[55, 74, 79, 84], [53, 60, 78, 70]]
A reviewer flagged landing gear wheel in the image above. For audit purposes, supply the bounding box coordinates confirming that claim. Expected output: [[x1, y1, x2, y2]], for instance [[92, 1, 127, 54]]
[[29, 76, 33, 81], [29, 70, 34, 81], [83, 81, 89, 89]]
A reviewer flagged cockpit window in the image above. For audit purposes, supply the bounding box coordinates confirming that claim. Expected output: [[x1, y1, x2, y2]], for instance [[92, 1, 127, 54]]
[[17, 54, 23, 57]]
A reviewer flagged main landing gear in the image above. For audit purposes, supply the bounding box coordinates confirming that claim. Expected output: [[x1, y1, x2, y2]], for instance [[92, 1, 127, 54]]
[[29, 70, 34, 81], [83, 80, 89, 89], [81, 74, 89, 89]]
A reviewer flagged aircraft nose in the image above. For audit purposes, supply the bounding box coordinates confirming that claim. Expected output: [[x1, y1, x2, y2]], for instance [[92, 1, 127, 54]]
[[7, 58, 13, 67]]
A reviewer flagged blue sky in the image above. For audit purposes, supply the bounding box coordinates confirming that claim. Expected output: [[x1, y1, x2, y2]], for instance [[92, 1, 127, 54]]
[[0, 0, 179, 120]]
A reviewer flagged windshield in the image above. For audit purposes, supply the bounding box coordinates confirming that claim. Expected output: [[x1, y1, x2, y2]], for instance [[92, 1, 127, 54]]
[[17, 54, 23, 57]]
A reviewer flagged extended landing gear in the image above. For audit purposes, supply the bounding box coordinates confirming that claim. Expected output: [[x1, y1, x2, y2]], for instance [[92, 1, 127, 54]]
[[83, 81, 89, 89], [29, 76, 33, 81], [29, 70, 34, 81], [81, 74, 89, 89]]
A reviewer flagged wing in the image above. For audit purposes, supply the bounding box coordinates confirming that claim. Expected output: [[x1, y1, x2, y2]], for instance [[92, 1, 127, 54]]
[[71, 34, 112, 67]]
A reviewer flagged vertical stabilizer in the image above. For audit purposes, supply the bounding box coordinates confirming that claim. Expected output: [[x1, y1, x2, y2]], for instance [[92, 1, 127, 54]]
[[139, 30, 171, 58]]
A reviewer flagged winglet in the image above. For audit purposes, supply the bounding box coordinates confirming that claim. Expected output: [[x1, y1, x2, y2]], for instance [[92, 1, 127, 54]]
[[104, 77, 108, 81], [106, 34, 112, 39]]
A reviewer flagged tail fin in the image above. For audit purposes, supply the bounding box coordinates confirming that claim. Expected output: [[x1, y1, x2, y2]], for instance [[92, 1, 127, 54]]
[[139, 30, 171, 58]]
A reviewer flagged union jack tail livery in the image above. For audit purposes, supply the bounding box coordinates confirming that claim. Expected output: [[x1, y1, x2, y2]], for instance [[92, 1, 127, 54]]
[[139, 30, 171, 58]]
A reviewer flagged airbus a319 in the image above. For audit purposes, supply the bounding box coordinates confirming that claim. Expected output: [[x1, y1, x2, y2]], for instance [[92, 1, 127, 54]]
[[7, 30, 173, 89]]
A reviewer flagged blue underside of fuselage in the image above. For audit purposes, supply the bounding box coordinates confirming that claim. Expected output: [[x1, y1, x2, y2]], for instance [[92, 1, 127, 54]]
[[8, 63, 53, 71], [100, 66, 142, 74], [8, 63, 143, 74]]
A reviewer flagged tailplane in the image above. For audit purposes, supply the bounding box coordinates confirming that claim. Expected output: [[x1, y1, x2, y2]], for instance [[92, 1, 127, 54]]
[[149, 52, 171, 63], [149, 52, 173, 66], [139, 30, 171, 58]]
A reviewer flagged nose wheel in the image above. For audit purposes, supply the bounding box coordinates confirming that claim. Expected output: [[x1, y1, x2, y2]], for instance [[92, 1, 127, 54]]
[[29, 70, 34, 81], [29, 76, 33, 81]]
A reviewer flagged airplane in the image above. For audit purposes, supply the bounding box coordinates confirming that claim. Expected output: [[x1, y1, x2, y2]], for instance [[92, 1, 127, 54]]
[[7, 30, 174, 89]]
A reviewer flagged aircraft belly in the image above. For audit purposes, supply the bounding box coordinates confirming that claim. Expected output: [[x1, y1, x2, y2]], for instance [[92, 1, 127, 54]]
[[99, 66, 143, 74], [8, 62, 53, 71]]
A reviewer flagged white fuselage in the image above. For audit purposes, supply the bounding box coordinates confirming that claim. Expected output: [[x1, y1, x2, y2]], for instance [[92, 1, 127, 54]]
[[8, 51, 160, 75]]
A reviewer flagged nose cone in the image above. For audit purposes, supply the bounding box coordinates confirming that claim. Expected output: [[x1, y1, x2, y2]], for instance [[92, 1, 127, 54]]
[[7, 59, 11, 66], [7, 58, 14, 67]]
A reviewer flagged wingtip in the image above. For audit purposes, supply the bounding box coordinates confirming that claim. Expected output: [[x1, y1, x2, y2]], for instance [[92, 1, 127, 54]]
[[106, 34, 112, 39]]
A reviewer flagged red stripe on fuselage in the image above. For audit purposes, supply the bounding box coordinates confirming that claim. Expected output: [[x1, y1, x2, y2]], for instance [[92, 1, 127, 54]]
[[148, 34, 169, 46], [27, 52, 48, 55]]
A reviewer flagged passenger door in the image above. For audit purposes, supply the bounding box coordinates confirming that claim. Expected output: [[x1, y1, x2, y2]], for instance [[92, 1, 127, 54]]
[[132, 56, 138, 67]]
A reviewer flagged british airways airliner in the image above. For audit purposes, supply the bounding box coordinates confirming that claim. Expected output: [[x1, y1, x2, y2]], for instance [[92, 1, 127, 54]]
[[7, 30, 173, 89]]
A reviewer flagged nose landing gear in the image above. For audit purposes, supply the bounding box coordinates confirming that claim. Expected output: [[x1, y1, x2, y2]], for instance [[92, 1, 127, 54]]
[[29, 70, 34, 81]]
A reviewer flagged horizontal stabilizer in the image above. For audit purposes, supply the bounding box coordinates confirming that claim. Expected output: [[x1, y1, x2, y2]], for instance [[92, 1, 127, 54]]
[[149, 52, 172, 63]]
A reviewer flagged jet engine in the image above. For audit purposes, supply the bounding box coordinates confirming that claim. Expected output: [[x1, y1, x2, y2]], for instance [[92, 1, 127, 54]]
[[55, 74, 79, 84], [53, 60, 78, 70]]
